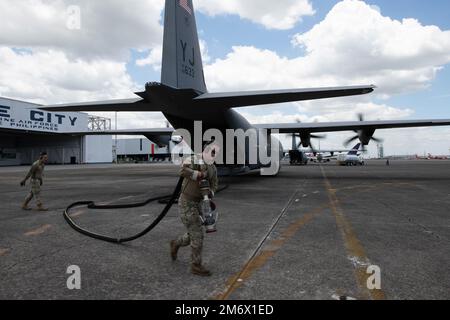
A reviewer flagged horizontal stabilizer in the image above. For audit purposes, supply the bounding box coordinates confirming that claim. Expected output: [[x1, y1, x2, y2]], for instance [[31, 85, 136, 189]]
[[193, 85, 376, 108]]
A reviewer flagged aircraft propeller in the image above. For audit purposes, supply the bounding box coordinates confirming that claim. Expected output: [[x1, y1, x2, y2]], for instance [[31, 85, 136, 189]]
[[288, 118, 326, 154], [290, 132, 326, 154], [344, 113, 383, 147]]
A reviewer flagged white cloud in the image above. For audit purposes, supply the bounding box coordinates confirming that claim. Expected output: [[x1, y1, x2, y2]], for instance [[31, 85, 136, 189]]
[[0, 0, 165, 104], [0, 47, 138, 104], [199, 39, 211, 63], [205, 0, 450, 97], [195, 0, 315, 30], [136, 45, 163, 70], [206, 46, 298, 91], [377, 127, 450, 155], [238, 101, 414, 127], [297, 99, 414, 120], [291, 0, 450, 95], [94, 112, 168, 131], [0, 0, 164, 60]]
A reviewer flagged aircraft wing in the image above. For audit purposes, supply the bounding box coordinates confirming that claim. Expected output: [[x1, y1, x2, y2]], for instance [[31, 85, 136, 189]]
[[255, 119, 450, 133], [64, 128, 174, 147], [193, 85, 375, 108], [41, 97, 161, 112]]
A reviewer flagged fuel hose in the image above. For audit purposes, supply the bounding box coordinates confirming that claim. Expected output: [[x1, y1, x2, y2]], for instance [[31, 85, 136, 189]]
[[63, 178, 228, 244]]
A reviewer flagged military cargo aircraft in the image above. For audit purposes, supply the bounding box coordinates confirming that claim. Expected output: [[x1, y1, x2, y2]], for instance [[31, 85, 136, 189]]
[[43, 0, 450, 175]]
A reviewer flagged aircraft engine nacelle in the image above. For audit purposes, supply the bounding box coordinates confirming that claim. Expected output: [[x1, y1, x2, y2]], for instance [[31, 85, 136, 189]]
[[297, 131, 326, 148], [345, 115, 383, 147], [299, 132, 312, 148]]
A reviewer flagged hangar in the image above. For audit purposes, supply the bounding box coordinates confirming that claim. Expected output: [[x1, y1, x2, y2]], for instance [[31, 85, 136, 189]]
[[0, 97, 112, 166], [116, 138, 171, 163]]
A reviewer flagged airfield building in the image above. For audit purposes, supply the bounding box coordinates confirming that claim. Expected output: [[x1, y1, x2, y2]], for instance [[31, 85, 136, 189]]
[[116, 138, 171, 162], [0, 97, 112, 166]]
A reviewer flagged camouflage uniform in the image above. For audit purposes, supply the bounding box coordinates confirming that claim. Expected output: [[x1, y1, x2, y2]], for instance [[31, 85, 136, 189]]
[[176, 198, 204, 265], [29, 178, 42, 204], [173, 155, 218, 266], [22, 160, 46, 209]]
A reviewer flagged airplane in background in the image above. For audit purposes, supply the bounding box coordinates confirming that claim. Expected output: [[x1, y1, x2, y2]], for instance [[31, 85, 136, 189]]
[[416, 153, 449, 160], [337, 144, 365, 166], [306, 148, 354, 163], [427, 154, 449, 160], [41, 0, 450, 176]]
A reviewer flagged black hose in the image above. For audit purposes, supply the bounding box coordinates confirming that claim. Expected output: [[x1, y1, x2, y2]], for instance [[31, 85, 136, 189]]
[[63, 178, 229, 244], [63, 177, 184, 244]]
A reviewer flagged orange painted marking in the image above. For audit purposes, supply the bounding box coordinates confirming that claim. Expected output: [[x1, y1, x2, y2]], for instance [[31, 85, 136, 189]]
[[320, 166, 385, 300], [216, 205, 327, 300], [215, 172, 402, 300], [24, 224, 52, 236]]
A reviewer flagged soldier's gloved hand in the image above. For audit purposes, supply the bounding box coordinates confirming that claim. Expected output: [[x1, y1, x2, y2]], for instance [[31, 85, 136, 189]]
[[196, 170, 208, 181], [20, 180, 26, 187]]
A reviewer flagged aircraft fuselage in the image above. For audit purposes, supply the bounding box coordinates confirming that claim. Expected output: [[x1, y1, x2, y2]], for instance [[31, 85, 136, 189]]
[[163, 107, 283, 174]]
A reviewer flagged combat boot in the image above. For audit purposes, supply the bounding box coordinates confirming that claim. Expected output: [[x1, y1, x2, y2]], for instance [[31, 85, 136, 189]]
[[37, 204, 49, 212], [191, 263, 212, 277], [21, 200, 32, 211], [170, 240, 180, 261]]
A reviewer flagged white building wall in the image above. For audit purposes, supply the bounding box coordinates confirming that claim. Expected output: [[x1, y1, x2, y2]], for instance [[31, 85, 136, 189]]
[[116, 138, 169, 156], [84, 135, 113, 163]]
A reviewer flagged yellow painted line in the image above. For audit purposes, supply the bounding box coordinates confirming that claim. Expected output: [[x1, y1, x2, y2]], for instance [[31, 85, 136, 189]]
[[0, 248, 10, 257], [320, 166, 385, 300], [24, 224, 52, 237], [216, 205, 327, 300]]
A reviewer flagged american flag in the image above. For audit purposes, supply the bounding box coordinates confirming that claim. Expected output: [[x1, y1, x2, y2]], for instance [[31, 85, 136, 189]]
[[179, 0, 192, 15]]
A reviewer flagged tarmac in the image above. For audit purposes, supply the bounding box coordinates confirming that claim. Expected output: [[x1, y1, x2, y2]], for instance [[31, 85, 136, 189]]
[[0, 160, 449, 300]]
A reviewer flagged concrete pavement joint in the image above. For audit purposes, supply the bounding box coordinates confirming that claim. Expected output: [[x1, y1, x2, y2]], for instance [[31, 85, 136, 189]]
[[215, 178, 330, 300], [376, 198, 448, 243]]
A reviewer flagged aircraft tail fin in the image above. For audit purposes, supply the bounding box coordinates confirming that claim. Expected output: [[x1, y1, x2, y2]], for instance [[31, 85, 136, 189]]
[[161, 0, 207, 93], [348, 143, 361, 155]]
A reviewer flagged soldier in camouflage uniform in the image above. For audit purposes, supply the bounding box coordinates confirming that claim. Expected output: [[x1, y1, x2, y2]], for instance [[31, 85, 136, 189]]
[[20, 152, 49, 211], [170, 143, 219, 277]]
